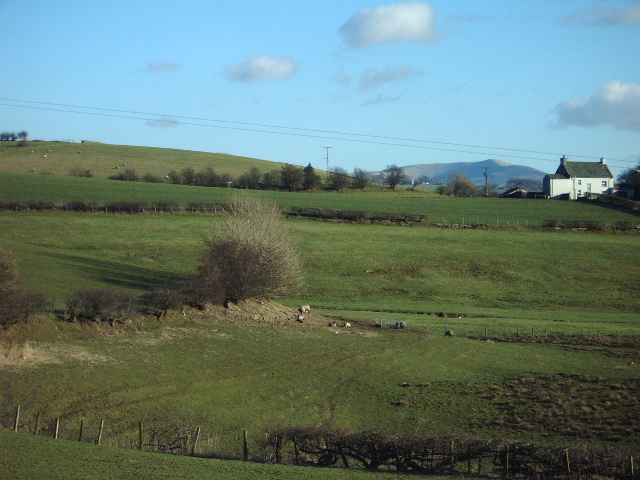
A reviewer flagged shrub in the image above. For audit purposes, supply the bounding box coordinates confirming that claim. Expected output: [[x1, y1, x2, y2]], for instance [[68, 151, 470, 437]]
[[0, 248, 48, 326], [66, 288, 137, 323], [69, 167, 93, 178], [201, 192, 303, 302]]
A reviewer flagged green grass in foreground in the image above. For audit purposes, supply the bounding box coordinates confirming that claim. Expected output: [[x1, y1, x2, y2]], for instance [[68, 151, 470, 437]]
[[0, 429, 431, 480]]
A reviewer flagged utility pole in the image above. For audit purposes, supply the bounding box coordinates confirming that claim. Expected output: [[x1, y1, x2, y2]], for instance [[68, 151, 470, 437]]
[[324, 147, 332, 182], [483, 167, 490, 197]]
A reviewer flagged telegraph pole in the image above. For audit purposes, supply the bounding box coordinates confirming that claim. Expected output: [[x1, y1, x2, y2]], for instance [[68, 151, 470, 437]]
[[324, 147, 332, 181], [483, 167, 490, 197]]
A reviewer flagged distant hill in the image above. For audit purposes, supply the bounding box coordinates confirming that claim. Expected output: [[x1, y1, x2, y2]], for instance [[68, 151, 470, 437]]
[[373, 159, 546, 187]]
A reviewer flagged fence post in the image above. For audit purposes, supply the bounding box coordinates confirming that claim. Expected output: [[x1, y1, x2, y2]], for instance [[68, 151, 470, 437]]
[[34, 411, 41, 435], [14, 404, 20, 432], [97, 419, 104, 445], [485, 326, 488, 336], [243, 430, 249, 461], [54, 418, 60, 439], [191, 427, 201, 456], [78, 419, 84, 442], [139, 420, 144, 450], [564, 448, 571, 476]]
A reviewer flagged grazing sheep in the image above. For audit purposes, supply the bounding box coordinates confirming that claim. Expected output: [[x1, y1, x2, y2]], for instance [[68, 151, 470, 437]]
[[344, 322, 351, 328], [395, 321, 407, 330], [445, 330, 454, 337], [299, 305, 311, 314], [296, 315, 304, 323], [328, 321, 337, 327]]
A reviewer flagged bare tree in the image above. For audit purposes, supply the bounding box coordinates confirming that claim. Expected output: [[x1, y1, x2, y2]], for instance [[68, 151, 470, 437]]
[[351, 168, 370, 189], [384, 164, 405, 190], [201, 192, 303, 302], [327, 167, 350, 191]]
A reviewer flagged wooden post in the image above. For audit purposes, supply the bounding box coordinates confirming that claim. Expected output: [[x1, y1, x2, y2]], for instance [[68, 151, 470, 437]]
[[139, 420, 144, 450], [191, 427, 201, 456], [78, 419, 84, 442], [34, 411, 41, 435], [97, 419, 104, 445], [14, 405, 20, 432], [485, 326, 488, 336], [243, 430, 249, 461], [564, 448, 571, 476], [54, 418, 60, 439], [630, 455, 634, 476]]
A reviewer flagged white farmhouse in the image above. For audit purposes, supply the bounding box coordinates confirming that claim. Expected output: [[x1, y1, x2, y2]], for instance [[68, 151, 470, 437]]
[[543, 156, 613, 200]]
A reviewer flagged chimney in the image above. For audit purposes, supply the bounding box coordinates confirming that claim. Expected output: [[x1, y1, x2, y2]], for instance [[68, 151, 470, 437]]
[[561, 155, 568, 166], [600, 157, 607, 164]]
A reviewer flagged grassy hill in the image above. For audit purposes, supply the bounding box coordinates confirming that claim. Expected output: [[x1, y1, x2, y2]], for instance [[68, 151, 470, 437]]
[[0, 142, 639, 478], [0, 140, 289, 178]]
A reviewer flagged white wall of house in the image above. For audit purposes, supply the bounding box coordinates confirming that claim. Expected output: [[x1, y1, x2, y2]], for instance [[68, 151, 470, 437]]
[[547, 177, 612, 199]]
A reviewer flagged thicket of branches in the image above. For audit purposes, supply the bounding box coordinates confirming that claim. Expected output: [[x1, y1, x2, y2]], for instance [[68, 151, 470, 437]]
[[0, 248, 47, 326], [201, 193, 303, 303], [263, 426, 639, 478]]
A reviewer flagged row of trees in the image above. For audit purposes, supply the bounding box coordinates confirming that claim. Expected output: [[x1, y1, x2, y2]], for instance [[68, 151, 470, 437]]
[[106, 163, 377, 192], [0, 131, 28, 141]]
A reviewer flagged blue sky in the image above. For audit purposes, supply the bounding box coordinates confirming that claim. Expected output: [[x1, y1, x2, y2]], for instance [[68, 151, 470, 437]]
[[1, 1, 639, 178]]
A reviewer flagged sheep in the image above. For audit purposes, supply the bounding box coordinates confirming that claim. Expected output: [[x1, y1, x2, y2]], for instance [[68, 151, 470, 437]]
[[394, 321, 407, 330], [299, 305, 311, 314], [328, 321, 337, 327], [344, 322, 351, 328], [296, 315, 304, 323], [445, 330, 454, 337]]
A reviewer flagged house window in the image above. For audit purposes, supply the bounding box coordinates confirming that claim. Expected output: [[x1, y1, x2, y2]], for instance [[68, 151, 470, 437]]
[[587, 183, 592, 191], [602, 180, 607, 187], [577, 180, 582, 185], [577, 190, 582, 196]]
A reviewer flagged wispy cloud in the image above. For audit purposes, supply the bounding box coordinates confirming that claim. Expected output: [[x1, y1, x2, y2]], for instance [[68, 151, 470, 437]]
[[339, 1, 440, 47], [551, 80, 640, 132], [145, 61, 182, 72], [363, 93, 403, 106], [146, 116, 180, 128], [225, 55, 296, 83], [359, 65, 424, 91], [563, 3, 640, 27], [331, 68, 352, 87]]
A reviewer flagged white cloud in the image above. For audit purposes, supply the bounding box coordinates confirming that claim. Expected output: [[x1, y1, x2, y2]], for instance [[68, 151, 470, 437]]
[[146, 116, 180, 128], [225, 55, 296, 83], [339, 1, 440, 47], [145, 61, 181, 72], [359, 65, 424, 90], [552, 80, 640, 132], [564, 3, 640, 27]]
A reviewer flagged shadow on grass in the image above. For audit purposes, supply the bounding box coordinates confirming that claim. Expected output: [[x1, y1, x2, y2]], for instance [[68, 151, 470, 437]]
[[43, 251, 185, 295]]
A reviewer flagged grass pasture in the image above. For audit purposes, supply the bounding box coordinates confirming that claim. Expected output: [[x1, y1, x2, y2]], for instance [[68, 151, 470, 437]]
[[0, 140, 286, 179], [1, 143, 639, 478]]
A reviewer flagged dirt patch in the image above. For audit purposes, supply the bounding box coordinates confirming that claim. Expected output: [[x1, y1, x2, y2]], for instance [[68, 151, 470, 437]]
[[0, 341, 112, 369]]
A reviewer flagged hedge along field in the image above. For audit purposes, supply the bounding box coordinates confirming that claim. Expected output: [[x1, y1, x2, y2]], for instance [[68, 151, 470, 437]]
[[2, 172, 639, 227], [1, 210, 638, 329]]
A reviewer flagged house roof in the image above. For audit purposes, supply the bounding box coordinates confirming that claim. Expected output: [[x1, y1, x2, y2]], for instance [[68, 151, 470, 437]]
[[555, 161, 612, 179]]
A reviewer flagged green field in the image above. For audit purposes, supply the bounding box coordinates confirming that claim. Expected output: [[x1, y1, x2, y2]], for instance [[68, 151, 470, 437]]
[[1, 142, 639, 478], [0, 140, 287, 178]]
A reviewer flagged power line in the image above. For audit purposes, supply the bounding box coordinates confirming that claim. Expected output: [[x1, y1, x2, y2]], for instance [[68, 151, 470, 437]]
[[0, 97, 636, 168]]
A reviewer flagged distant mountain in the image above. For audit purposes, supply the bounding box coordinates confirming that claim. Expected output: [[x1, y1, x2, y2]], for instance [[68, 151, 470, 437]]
[[372, 159, 546, 187]]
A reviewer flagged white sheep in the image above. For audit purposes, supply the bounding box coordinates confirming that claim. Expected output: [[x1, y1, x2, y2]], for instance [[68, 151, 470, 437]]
[[344, 322, 352, 328], [299, 305, 311, 314]]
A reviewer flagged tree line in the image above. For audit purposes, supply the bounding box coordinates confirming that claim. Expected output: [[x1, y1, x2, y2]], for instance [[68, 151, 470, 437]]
[[102, 163, 374, 192], [0, 131, 28, 142]]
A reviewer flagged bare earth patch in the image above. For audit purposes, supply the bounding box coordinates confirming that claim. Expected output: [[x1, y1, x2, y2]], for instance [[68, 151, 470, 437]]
[[0, 341, 112, 369]]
